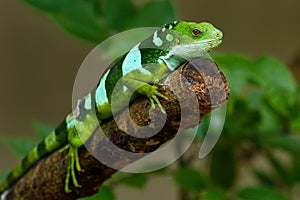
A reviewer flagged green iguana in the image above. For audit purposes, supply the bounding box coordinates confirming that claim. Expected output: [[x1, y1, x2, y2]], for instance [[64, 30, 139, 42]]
[[0, 21, 223, 194]]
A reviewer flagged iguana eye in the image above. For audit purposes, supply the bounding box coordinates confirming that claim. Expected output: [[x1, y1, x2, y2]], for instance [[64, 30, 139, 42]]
[[192, 28, 201, 36]]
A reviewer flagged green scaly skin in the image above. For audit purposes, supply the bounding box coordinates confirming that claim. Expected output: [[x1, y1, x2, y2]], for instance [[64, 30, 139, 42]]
[[0, 21, 223, 194]]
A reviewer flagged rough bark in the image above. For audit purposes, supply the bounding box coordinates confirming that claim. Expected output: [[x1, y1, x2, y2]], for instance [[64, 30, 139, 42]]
[[1, 57, 229, 200]]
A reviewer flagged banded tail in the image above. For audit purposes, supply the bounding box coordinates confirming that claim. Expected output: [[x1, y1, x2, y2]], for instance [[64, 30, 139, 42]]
[[0, 120, 69, 194]]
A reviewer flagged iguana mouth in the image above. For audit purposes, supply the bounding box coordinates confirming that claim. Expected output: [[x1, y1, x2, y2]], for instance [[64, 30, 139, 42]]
[[194, 39, 222, 49], [167, 38, 222, 60]]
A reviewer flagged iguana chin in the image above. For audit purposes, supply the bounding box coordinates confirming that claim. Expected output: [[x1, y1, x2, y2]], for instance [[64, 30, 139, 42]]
[[0, 21, 223, 194]]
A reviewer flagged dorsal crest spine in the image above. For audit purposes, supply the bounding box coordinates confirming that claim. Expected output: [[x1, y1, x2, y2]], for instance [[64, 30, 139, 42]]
[[163, 21, 179, 30]]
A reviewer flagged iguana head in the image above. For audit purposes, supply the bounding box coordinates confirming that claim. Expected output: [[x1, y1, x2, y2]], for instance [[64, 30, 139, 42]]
[[172, 21, 222, 47], [159, 21, 223, 59]]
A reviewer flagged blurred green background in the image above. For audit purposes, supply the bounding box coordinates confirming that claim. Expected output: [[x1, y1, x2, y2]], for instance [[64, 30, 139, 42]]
[[0, 0, 300, 199]]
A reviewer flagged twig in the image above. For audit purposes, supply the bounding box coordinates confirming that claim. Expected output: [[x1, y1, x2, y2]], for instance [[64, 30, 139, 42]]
[[1, 57, 229, 200]]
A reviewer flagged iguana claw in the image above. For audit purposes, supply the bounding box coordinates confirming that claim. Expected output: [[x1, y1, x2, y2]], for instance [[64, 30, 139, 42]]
[[63, 145, 82, 193], [142, 85, 168, 114]]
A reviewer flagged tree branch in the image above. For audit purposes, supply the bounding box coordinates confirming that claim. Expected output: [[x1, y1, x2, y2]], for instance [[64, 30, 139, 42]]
[[1, 57, 229, 200]]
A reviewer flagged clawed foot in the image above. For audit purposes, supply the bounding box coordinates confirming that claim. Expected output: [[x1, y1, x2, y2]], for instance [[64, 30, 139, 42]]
[[138, 84, 168, 114], [61, 145, 82, 193]]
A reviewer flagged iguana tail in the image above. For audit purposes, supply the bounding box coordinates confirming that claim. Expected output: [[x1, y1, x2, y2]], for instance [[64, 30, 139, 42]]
[[0, 120, 69, 194]]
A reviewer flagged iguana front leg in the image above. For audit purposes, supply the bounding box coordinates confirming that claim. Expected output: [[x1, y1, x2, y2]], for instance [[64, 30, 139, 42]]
[[124, 78, 168, 114], [121, 63, 170, 113]]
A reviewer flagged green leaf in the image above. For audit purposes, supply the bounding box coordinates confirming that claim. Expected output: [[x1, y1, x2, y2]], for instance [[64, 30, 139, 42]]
[[257, 104, 281, 132], [5, 138, 36, 157], [118, 173, 148, 189], [223, 100, 261, 138], [174, 167, 206, 191], [265, 151, 293, 186], [291, 118, 300, 132], [52, 11, 108, 43], [24, 0, 109, 43], [102, 0, 137, 30], [201, 187, 228, 200], [291, 155, 300, 181], [24, 0, 73, 12], [252, 56, 297, 96], [209, 145, 236, 188], [262, 136, 300, 155], [24, 0, 97, 15], [126, 0, 176, 28], [32, 120, 54, 139], [83, 185, 115, 200], [212, 54, 253, 97], [237, 187, 290, 200], [254, 170, 274, 186], [252, 56, 297, 117]]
